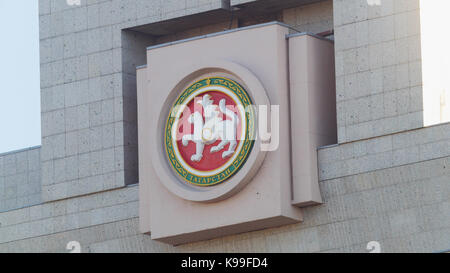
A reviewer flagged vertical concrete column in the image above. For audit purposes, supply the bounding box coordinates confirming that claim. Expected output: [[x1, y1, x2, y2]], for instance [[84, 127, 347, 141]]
[[334, 0, 423, 143], [288, 34, 336, 207]]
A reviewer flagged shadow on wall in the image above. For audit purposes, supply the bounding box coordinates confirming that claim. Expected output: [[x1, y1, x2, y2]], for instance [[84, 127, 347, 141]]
[[120, 30, 155, 185]]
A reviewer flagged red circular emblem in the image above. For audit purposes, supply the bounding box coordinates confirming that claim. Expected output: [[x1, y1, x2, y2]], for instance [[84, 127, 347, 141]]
[[176, 91, 243, 172], [165, 77, 255, 187]]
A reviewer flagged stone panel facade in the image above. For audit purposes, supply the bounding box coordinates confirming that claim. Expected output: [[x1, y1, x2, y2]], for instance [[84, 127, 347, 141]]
[[334, 0, 423, 143], [0, 147, 41, 213], [1, 123, 448, 252], [0, 0, 448, 253], [39, 0, 228, 202]]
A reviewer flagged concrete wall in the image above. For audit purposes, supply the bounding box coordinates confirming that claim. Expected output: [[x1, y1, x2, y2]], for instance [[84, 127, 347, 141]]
[[38, 0, 333, 203], [0, 123, 448, 252], [0, 147, 41, 213], [0, 0, 448, 253], [334, 0, 423, 143], [283, 0, 333, 34], [38, 0, 230, 202]]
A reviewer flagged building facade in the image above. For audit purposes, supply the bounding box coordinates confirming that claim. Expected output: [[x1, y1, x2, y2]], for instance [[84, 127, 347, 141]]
[[0, 0, 449, 252]]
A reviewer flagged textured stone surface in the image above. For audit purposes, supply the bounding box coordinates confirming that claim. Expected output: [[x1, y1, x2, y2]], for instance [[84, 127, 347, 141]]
[[318, 122, 450, 181], [0, 0, 446, 253], [1, 136, 448, 252], [0, 147, 41, 213], [282, 0, 333, 34], [39, 0, 227, 202], [38, 0, 335, 202], [334, 0, 423, 143], [0, 185, 138, 244]]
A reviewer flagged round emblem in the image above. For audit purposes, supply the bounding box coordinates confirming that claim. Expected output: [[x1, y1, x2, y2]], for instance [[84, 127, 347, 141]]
[[165, 77, 255, 187]]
